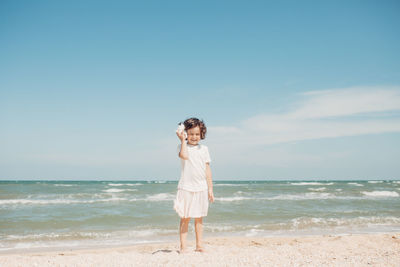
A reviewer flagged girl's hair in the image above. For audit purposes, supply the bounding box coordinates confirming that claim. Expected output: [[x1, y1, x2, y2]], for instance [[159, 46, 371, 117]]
[[182, 118, 207, 139]]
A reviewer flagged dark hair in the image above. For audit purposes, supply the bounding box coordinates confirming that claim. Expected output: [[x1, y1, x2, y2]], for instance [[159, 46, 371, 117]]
[[181, 118, 207, 140]]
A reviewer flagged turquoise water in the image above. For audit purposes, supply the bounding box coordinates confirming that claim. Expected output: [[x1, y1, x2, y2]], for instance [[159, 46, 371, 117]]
[[1, 180, 400, 252]]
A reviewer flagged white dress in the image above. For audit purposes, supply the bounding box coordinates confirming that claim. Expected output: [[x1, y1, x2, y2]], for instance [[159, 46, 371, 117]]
[[174, 189, 209, 218], [174, 143, 211, 218]]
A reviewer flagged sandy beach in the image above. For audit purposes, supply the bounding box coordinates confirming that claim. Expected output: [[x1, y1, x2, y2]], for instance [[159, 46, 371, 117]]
[[1, 233, 399, 266]]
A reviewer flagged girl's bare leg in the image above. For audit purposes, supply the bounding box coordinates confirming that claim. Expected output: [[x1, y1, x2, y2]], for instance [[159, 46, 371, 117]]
[[194, 217, 205, 252], [179, 217, 190, 253]]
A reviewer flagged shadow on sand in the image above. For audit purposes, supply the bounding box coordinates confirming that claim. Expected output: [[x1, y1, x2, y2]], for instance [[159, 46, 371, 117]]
[[152, 249, 179, 255]]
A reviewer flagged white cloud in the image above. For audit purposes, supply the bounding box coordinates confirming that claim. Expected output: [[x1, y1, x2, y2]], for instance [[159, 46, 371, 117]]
[[208, 86, 400, 147], [288, 86, 400, 119]]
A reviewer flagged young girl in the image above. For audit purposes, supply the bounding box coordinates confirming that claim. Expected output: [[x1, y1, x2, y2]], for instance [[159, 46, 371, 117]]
[[173, 117, 214, 254]]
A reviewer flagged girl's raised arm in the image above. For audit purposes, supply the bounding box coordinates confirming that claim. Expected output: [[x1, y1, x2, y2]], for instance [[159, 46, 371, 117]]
[[177, 132, 189, 160]]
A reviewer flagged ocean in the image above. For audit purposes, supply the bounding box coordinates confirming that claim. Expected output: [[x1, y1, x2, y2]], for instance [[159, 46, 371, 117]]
[[1, 180, 399, 252]]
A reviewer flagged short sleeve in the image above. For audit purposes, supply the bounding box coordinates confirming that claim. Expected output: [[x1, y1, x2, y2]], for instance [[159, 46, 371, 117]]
[[204, 146, 211, 163]]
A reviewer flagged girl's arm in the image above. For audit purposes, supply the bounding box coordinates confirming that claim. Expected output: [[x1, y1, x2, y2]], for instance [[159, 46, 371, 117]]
[[206, 163, 214, 202], [177, 132, 189, 160]]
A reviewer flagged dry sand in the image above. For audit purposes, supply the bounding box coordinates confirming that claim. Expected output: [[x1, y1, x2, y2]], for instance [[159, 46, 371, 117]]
[[1, 233, 399, 266]]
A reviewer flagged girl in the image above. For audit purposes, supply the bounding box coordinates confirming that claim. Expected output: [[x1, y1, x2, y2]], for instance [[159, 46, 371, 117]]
[[173, 117, 214, 254]]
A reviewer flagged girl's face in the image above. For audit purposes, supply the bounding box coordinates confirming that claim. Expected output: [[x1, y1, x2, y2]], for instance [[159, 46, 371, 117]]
[[186, 126, 201, 145]]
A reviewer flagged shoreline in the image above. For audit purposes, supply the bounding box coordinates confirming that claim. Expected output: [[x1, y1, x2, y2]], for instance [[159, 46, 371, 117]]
[[2, 228, 399, 256], [1, 232, 399, 266]]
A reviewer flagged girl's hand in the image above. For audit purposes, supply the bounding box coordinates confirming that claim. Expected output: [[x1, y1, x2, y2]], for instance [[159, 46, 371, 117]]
[[208, 189, 214, 203], [176, 131, 186, 142]]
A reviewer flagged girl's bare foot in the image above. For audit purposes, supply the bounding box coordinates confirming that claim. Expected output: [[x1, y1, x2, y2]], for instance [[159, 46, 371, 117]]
[[179, 248, 188, 254], [195, 246, 206, 252]]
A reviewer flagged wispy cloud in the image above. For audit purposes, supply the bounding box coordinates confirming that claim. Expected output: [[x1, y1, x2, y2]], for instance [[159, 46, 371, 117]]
[[208, 86, 400, 146], [288, 86, 400, 119]]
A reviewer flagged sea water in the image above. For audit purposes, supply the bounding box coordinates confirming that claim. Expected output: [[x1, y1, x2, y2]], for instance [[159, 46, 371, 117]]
[[1, 180, 399, 252]]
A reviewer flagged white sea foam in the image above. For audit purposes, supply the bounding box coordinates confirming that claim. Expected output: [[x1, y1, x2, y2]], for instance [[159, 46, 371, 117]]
[[308, 187, 326, 192], [126, 229, 176, 237], [217, 192, 342, 201], [335, 189, 343, 191], [368, 181, 384, 184], [0, 238, 160, 252], [53, 184, 74, 187], [361, 191, 399, 197], [214, 184, 244, 187], [108, 183, 142, 186], [146, 193, 175, 201], [204, 225, 236, 232], [348, 182, 364, 186], [103, 189, 125, 193], [290, 182, 334, 186], [245, 228, 264, 237], [271, 193, 399, 200], [4, 229, 174, 241], [288, 216, 400, 229], [215, 196, 251, 202], [0, 197, 128, 206], [4, 232, 113, 241], [270, 192, 334, 200], [102, 189, 137, 193], [1, 229, 173, 251], [214, 192, 393, 202]]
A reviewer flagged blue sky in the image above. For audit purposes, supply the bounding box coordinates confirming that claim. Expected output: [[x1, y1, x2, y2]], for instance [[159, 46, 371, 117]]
[[1, 0, 400, 180]]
